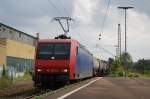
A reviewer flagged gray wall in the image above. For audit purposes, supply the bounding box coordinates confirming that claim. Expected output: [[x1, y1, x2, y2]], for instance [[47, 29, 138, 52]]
[[0, 23, 37, 46]]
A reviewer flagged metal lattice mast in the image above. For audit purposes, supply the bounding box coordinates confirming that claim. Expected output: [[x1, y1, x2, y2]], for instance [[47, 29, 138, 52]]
[[118, 6, 134, 76], [118, 24, 121, 58]]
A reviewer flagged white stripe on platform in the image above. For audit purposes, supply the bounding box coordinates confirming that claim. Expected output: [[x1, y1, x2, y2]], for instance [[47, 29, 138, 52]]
[[57, 77, 102, 99]]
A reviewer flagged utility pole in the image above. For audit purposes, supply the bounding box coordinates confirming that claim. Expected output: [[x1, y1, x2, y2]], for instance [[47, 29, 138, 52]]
[[118, 6, 134, 77], [53, 17, 73, 36]]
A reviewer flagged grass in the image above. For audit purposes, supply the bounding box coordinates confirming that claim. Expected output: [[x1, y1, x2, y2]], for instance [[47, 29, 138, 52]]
[[34, 80, 83, 99], [108, 64, 150, 77], [109, 70, 142, 77], [13, 72, 32, 83], [35, 96, 42, 99], [0, 72, 32, 90], [127, 72, 141, 77], [109, 70, 150, 77], [109, 71, 124, 77], [0, 76, 12, 90]]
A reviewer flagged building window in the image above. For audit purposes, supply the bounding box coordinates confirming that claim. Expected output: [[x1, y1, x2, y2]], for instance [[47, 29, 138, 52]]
[[19, 33, 21, 37], [9, 31, 12, 34], [3, 28, 5, 31], [0, 25, 1, 31]]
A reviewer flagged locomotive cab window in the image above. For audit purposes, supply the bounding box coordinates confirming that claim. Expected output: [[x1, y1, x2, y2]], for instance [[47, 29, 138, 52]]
[[54, 43, 70, 60], [37, 43, 70, 60], [37, 43, 53, 59]]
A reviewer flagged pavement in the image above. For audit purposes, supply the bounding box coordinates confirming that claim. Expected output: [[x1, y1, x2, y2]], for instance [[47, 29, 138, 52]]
[[44, 77, 150, 99]]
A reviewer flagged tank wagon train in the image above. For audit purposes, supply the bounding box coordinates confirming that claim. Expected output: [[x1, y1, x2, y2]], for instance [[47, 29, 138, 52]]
[[33, 38, 108, 87]]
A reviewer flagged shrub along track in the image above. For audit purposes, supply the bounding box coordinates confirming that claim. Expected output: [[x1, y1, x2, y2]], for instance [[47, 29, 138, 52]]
[[0, 81, 34, 98], [0, 80, 67, 99]]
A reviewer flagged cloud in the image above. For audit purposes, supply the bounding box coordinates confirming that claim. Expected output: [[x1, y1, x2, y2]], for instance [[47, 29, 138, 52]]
[[70, 0, 116, 59], [127, 10, 150, 61], [71, 0, 150, 61], [0, 0, 74, 37], [72, 0, 97, 25], [0, 0, 150, 61]]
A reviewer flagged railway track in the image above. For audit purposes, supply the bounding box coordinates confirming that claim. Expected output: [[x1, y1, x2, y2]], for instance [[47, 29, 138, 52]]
[[0, 84, 65, 99], [0, 77, 97, 99], [0, 82, 77, 99]]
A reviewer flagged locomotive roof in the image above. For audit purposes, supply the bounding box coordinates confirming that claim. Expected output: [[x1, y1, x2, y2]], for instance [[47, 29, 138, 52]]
[[38, 39, 77, 43], [38, 38, 92, 55]]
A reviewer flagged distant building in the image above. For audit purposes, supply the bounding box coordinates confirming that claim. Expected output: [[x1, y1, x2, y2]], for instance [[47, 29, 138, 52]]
[[0, 22, 37, 77]]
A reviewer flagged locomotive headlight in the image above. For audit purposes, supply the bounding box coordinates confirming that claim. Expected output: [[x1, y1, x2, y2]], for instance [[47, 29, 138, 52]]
[[37, 69, 42, 72], [63, 69, 68, 72]]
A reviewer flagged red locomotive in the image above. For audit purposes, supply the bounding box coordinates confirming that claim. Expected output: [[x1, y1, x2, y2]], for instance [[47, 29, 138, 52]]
[[33, 38, 108, 87]]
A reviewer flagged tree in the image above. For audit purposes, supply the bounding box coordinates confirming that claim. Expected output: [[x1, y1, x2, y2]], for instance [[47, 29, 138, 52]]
[[2, 64, 7, 76], [134, 59, 150, 73], [108, 58, 114, 73], [120, 52, 133, 69], [108, 52, 133, 76], [108, 58, 114, 67]]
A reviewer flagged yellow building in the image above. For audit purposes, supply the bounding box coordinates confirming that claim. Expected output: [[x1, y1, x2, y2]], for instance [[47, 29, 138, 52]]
[[0, 39, 6, 66], [0, 23, 37, 75]]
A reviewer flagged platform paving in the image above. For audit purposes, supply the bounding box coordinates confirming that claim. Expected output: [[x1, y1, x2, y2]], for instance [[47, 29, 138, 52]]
[[45, 77, 150, 99]]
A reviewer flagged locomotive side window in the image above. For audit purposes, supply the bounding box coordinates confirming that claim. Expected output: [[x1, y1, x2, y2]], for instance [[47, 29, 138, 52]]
[[76, 46, 78, 55], [37, 43, 70, 60]]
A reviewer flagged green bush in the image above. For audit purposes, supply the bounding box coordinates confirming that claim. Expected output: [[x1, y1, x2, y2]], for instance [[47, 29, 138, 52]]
[[144, 70, 150, 76], [23, 73, 32, 81], [139, 70, 150, 77], [118, 71, 124, 76], [128, 72, 140, 77], [0, 76, 12, 90], [109, 71, 124, 77], [13, 72, 32, 83]]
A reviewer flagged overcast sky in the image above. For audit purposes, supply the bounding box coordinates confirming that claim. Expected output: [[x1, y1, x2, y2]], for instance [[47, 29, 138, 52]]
[[0, 0, 150, 61]]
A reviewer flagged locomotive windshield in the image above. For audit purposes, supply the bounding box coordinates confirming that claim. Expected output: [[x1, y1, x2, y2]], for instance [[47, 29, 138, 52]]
[[37, 43, 70, 60]]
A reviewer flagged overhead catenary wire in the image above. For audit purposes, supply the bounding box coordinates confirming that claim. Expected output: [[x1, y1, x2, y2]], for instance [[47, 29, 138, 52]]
[[67, 0, 114, 57], [52, 0, 95, 46], [53, 0, 91, 47], [96, 0, 115, 57], [99, 0, 111, 38], [46, 0, 88, 46], [98, 45, 115, 57], [91, 43, 115, 58], [56, 0, 70, 16], [47, 0, 64, 16], [46, 0, 114, 58], [70, 0, 114, 58], [72, 29, 90, 47]]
